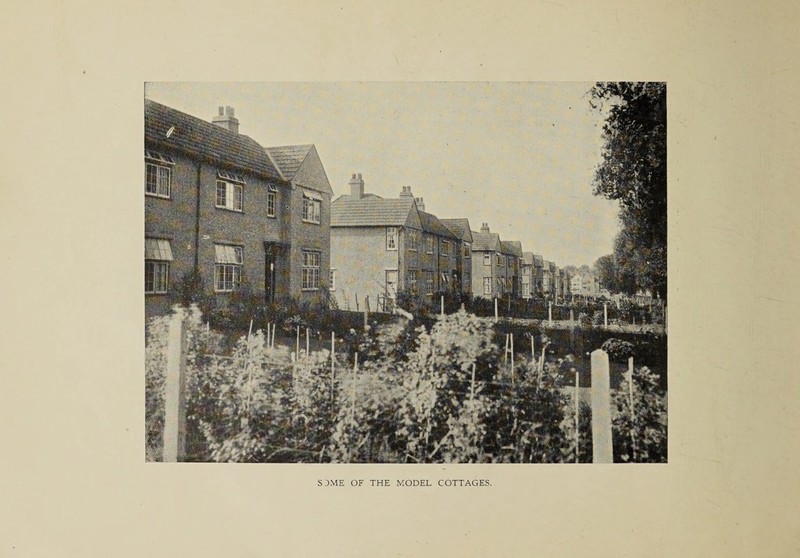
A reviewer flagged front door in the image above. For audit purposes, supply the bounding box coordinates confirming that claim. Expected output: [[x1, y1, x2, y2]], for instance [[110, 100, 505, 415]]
[[265, 252, 276, 303]]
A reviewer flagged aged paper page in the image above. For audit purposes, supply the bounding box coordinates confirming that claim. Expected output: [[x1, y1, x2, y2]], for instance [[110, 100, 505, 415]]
[[1, 1, 798, 556]]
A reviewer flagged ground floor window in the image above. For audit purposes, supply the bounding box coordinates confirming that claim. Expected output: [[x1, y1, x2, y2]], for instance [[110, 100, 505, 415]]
[[408, 270, 418, 293], [145, 238, 173, 294], [302, 250, 321, 290], [483, 277, 492, 295], [425, 271, 434, 295], [215, 243, 243, 292]]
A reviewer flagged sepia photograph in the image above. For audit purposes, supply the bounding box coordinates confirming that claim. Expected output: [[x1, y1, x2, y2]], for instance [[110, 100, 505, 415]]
[[145, 82, 667, 464]]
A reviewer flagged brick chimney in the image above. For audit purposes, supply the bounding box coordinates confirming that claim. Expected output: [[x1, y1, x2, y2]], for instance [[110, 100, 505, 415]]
[[212, 106, 239, 134], [415, 197, 425, 211], [349, 173, 364, 199], [481, 223, 490, 233], [399, 186, 414, 199]]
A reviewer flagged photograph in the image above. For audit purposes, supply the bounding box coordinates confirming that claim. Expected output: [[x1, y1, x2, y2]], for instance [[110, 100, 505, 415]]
[[144, 81, 667, 464]]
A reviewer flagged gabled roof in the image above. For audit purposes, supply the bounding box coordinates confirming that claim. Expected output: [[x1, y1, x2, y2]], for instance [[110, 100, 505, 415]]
[[471, 230, 501, 252], [265, 144, 313, 180], [522, 252, 535, 265], [533, 254, 544, 267], [440, 219, 473, 243], [144, 99, 282, 181], [331, 196, 416, 227], [501, 240, 523, 258], [419, 211, 460, 240]]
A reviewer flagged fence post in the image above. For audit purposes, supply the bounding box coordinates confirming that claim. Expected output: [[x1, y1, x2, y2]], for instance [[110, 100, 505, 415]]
[[548, 301, 552, 326], [494, 298, 498, 322], [590, 349, 613, 463], [574, 367, 579, 463], [305, 327, 310, 356], [330, 332, 336, 400], [628, 356, 637, 461], [295, 326, 300, 357], [163, 308, 188, 462], [603, 303, 608, 327], [441, 295, 444, 317], [510, 333, 515, 386]]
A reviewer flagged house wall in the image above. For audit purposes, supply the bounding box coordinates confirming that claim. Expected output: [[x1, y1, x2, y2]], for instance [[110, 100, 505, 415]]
[[330, 226, 399, 311], [461, 242, 472, 295], [198, 162, 287, 305], [287, 183, 331, 302], [472, 250, 501, 299], [145, 145, 312, 319], [144, 149, 198, 317]]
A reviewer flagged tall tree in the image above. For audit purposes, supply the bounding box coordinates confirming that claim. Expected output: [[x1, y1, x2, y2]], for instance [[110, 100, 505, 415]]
[[591, 82, 667, 298], [593, 254, 617, 292]]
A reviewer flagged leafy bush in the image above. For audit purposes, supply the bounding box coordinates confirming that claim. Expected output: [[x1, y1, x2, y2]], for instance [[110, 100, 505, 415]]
[[145, 307, 667, 463], [612, 365, 667, 462]]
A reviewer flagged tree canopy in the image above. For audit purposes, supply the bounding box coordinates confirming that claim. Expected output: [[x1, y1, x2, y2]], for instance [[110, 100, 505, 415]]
[[591, 82, 667, 299]]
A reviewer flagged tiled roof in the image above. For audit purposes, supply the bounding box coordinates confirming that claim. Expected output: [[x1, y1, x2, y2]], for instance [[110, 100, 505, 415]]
[[533, 254, 544, 267], [265, 144, 313, 180], [472, 230, 501, 252], [331, 196, 415, 227], [144, 99, 282, 181], [419, 211, 460, 240], [522, 252, 535, 265], [501, 240, 523, 257], [440, 219, 473, 243]]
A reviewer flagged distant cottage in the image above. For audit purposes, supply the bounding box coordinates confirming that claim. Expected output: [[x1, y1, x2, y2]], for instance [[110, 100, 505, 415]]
[[330, 178, 469, 311]]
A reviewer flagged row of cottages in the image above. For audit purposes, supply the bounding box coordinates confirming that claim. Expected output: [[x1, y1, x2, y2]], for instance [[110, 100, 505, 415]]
[[144, 100, 333, 318], [570, 272, 601, 298], [469, 224, 525, 299], [330, 179, 472, 311], [520, 252, 573, 301]]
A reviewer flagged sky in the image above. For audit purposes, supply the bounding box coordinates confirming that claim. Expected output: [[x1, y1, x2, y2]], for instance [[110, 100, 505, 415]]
[[145, 82, 620, 268]]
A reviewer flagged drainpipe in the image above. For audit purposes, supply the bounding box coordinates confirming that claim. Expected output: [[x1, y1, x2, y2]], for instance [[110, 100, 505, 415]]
[[194, 161, 202, 273]]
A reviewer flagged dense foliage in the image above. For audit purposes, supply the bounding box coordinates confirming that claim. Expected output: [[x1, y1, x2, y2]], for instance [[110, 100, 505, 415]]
[[590, 82, 667, 299], [146, 308, 667, 463]]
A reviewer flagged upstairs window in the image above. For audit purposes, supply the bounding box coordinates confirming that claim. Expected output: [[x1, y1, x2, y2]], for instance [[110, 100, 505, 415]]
[[407, 230, 419, 252], [426, 236, 434, 254], [464, 243, 471, 258], [386, 227, 398, 251], [145, 151, 174, 198], [267, 184, 278, 218], [145, 238, 173, 294], [483, 253, 491, 266], [496, 254, 502, 266], [329, 269, 336, 291], [216, 180, 243, 212], [302, 190, 322, 224], [441, 240, 449, 256], [214, 244, 243, 292]]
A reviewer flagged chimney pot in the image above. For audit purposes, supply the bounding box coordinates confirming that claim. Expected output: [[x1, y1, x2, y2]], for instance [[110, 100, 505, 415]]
[[218, 106, 224, 115]]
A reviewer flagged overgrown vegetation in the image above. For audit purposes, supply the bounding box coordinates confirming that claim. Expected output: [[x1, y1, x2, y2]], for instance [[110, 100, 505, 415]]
[[146, 307, 667, 463]]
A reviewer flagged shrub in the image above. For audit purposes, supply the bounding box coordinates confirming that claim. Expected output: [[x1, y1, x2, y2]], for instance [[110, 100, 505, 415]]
[[612, 365, 668, 462]]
